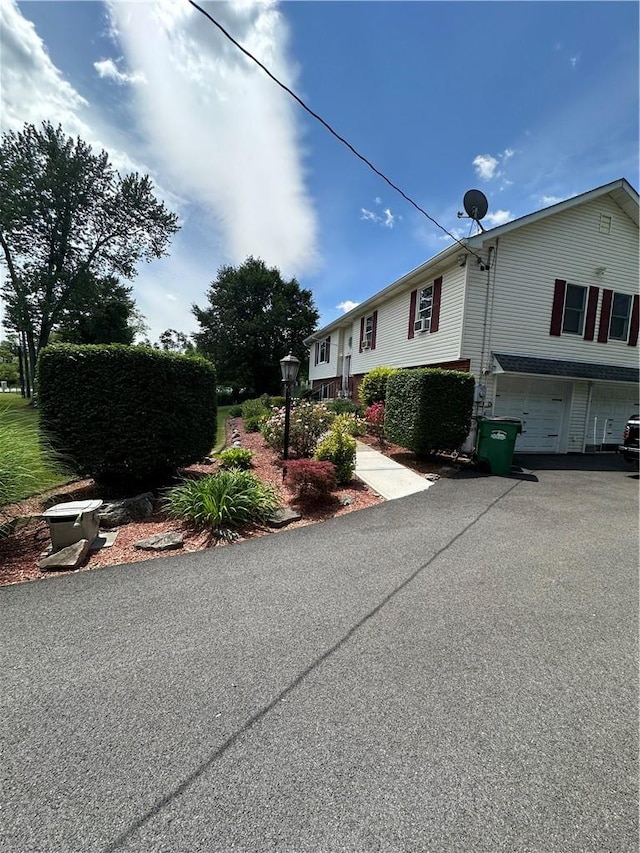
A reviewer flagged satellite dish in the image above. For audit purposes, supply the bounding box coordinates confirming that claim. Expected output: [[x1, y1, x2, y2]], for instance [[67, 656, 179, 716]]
[[463, 189, 488, 222]]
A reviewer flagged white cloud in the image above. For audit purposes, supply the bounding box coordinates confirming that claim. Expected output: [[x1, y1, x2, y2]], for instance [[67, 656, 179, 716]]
[[94, 58, 146, 86], [166, 294, 179, 302], [473, 154, 499, 180], [374, 196, 382, 205], [336, 300, 359, 313], [485, 210, 512, 227], [570, 54, 580, 68], [503, 148, 515, 160], [361, 208, 379, 223], [107, 0, 318, 278], [0, 0, 89, 135], [361, 205, 398, 228]]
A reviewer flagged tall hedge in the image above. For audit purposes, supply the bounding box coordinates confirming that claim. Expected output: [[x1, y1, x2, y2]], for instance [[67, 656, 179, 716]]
[[38, 344, 217, 488], [359, 366, 399, 407], [385, 368, 474, 456]]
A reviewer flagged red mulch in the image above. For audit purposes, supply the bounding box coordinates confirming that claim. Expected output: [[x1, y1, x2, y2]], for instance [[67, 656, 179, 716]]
[[0, 419, 386, 587]]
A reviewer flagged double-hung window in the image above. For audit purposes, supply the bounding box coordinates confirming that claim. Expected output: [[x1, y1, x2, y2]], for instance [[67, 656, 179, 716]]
[[415, 285, 433, 333], [562, 284, 587, 335], [609, 293, 632, 341], [315, 336, 330, 365], [359, 310, 378, 351]]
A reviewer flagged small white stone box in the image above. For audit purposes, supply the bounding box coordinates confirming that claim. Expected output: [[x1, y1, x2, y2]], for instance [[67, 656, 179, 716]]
[[42, 499, 103, 552]]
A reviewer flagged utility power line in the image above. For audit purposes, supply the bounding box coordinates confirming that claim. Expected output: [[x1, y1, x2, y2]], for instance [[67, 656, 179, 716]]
[[186, 0, 483, 261]]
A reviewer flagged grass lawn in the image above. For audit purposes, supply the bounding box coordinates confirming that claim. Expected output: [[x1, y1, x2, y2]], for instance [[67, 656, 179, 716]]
[[214, 405, 234, 454], [0, 394, 71, 504], [0, 396, 234, 506]]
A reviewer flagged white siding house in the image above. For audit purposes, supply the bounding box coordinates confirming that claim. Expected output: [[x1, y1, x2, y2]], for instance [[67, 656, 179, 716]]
[[305, 178, 639, 453]]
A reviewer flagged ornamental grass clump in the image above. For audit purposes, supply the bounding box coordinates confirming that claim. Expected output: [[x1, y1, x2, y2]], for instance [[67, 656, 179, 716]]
[[164, 470, 281, 532], [0, 405, 68, 508], [261, 401, 335, 458], [217, 447, 254, 470]]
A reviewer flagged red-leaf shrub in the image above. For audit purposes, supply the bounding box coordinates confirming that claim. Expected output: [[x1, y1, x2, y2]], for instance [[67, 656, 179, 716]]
[[285, 459, 336, 501], [365, 401, 386, 444]]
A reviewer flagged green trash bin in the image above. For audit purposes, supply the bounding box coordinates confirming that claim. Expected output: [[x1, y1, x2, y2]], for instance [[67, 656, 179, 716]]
[[475, 417, 522, 475]]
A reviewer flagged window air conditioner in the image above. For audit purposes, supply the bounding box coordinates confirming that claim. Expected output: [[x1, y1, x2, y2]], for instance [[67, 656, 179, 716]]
[[414, 318, 429, 333], [361, 340, 370, 350]]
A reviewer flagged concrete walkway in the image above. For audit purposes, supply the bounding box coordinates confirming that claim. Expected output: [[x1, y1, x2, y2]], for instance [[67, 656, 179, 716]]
[[355, 440, 434, 500]]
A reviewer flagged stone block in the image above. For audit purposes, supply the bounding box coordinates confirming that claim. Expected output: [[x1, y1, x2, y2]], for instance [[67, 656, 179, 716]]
[[39, 539, 90, 571], [134, 532, 184, 551], [266, 508, 302, 528]]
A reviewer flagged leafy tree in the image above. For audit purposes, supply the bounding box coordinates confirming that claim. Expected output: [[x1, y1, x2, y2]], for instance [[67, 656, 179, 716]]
[[192, 257, 319, 395], [0, 121, 179, 378], [158, 328, 195, 354], [55, 275, 146, 345]]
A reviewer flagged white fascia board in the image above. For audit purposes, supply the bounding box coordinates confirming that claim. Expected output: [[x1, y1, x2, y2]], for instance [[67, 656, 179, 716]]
[[304, 241, 464, 345]]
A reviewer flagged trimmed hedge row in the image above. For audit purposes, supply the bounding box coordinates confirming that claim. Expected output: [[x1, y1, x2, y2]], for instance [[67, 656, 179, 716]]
[[38, 344, 217, 488], [385, 368, 474, 456]]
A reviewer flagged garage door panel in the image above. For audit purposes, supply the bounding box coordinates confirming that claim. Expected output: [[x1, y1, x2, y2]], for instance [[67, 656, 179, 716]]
[[494, 378, 569, 453]]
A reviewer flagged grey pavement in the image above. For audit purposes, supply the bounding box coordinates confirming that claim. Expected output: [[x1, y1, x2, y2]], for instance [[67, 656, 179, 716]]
[[1, 457, 638, 852]]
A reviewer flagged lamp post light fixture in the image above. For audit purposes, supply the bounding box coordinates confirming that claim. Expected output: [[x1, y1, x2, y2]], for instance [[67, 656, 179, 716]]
[[279, 351, 300, 480]]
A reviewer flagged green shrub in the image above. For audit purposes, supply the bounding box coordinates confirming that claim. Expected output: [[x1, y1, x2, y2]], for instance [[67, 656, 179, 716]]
[[164, 470, 281, 530], [285, 459, 336, 501], [364, 402, 386, 443], [332, 412, 367, 437], [243, 415, 264, 433], [359, 366, 399, 407], [242, 397, 270, 420], [314, 425, 356, 484], [38, 344, 217, 489], [385, 368, 474, 456], [217, 447, 254, 469], [229, 405, 243, 418], [261, 401, 335, 458], [327, 398, 360, 415], [269, 396, 286, 408]]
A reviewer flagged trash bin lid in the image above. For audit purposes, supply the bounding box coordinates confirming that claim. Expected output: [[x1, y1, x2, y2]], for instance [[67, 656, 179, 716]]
[[42, 499, 103, 519], [481, 417, 522, 424]]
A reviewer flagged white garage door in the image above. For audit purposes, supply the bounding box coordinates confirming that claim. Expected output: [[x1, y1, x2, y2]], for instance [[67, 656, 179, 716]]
[[494, 377, 569, 453], [588, 384, 639, 448]]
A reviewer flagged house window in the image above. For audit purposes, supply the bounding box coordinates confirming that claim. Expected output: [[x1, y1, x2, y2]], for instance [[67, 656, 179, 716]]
[[562, 284, 587, 335], [315, 336, 330, 365], [599, 214, 612, 234], [414, 285, 433, 333], [609, 293, 632, 341], [359, 310, 378, 351]]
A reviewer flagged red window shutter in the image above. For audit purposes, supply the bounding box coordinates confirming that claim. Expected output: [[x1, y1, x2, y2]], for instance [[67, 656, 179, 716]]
[[430, 277, 442, 333], [583, 286, 599, 341], [359, 317, 365, 352], [371, 310, 378, 350], [598, 289, 613, 343], [326, 337, 330, 362], [408, 290, 417, 339], [629, 294, 639, 347], [549, 279, 566, 336]]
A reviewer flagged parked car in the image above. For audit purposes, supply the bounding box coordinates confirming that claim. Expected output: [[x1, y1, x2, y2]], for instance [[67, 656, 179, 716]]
[[618, 413, 639, 464]]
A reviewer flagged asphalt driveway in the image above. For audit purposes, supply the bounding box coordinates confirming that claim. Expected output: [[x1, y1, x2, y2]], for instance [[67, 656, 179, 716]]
[[2, 458, 638, 852]]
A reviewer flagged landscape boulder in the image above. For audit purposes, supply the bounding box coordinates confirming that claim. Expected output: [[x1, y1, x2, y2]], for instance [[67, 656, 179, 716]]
[[39, 539, 90, 571], [99, 493, 155, 528]]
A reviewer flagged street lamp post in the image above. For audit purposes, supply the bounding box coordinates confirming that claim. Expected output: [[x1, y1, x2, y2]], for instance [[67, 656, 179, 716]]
[[279, 351, 300, 480]]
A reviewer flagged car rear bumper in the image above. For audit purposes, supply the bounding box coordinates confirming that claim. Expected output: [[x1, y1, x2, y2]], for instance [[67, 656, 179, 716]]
[[618, 444, 640, 459]]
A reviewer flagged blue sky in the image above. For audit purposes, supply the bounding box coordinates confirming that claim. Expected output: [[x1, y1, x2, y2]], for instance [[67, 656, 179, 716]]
[[1, 0, 638, 342]]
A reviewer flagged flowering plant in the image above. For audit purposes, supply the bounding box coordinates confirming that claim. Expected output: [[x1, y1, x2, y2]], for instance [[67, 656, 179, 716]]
[[261, 401, 335, 458]]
